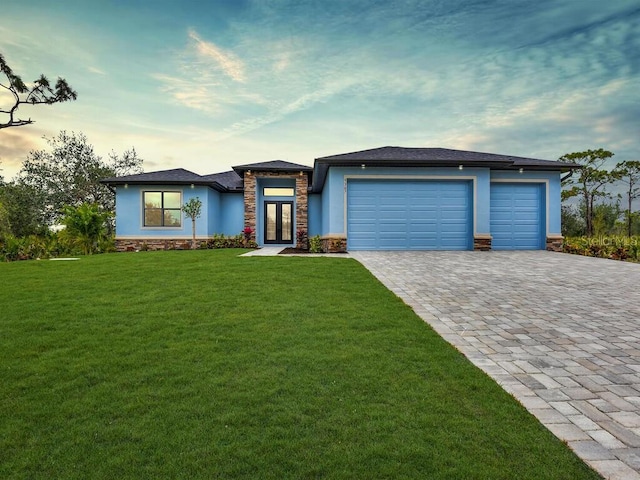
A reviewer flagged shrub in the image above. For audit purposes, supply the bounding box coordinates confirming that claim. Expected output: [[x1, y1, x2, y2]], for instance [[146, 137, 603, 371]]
[[206, 233, 257, 250], [563, 235, 640, 263], [60, 203, 111, 255], [309, 235, 322, 253]]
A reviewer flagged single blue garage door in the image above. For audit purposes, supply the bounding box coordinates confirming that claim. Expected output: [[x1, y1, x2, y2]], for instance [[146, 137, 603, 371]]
[[490, 183, 545, 250], [347, 180, 472, 250]]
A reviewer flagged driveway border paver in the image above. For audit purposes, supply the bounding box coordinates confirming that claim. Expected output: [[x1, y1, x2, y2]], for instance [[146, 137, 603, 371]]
[[352, 251, 640, 480]]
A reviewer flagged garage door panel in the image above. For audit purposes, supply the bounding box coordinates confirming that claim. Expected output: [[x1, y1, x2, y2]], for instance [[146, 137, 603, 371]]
[[409, 210, 438, 221], [381, 198, 408, 207], [379, 224, 406, 234], [490, 183, 545, 250], [372, 208, 407, 218], [441, 223, 469, 234], [440, 208, 468, 219], [348, 180, 472, 250]]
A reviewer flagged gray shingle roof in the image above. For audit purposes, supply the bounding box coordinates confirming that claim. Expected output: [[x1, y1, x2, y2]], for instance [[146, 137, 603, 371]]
[[201, 171, 243, 190], [232, 160, 313, 174], [312, 146, 577, 192], [101, 161, 313, 191], [102, 147, 578, 194], [101, 168, 205, 184], [316, 146, 565, 165]]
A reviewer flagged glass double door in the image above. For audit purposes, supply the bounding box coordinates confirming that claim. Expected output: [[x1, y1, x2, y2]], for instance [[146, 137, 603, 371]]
[[264, 201, 293, 244]]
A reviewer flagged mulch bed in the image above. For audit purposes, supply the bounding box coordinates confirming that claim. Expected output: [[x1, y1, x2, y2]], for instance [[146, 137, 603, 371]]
[[278, 248, 348, 255], [279, 248, 311, 254]]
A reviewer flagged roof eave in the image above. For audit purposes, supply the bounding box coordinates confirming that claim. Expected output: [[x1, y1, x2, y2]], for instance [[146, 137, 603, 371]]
[[310, 158, 579, 192], [100, 179, 229, 192], [232, 165, 313, 176], [499, 165, 578, 173]]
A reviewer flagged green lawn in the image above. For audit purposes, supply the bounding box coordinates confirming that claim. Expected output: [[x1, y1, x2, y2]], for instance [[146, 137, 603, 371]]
[[0, 250, 600, 479]]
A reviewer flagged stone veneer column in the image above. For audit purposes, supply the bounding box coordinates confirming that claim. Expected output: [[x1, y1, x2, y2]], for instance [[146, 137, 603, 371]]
[[244, 170, 309, 248], [243, 171, 257, 242], [473, 235, 492, 251], [295, 175, 308, 249], [546, 235, 563, 252]]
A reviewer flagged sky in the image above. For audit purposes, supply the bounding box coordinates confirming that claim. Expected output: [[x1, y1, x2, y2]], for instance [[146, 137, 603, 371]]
[[0, 0, 639, 182]]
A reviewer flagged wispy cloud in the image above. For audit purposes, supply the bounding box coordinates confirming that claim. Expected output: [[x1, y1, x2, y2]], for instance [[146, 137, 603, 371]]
[[142, 0, 639, 168], [215, 79, 357, 141], [152, 25, 362, 138], [188, 29, 245, 83]]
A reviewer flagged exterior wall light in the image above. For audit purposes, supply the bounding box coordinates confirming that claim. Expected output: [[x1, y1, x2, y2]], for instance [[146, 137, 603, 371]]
[[519, 168, 524, 174], [458, 165, 464, 170], [124, 183, 128, 189], [361, 164, 366, 170], [190, 184, 195, 189]]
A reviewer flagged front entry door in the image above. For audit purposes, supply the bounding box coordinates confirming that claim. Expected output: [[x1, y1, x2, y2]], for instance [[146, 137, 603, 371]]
[[264, 201, 293, 244]]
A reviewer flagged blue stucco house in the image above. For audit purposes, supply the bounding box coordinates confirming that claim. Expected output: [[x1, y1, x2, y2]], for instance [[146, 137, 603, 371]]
[[101, 146, 575, 252]]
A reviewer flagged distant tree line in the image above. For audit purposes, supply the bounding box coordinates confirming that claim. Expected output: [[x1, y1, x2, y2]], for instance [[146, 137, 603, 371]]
[[561, 149, 640, 238], [0, 131, 142, 242], [0, 54, 146, 257]]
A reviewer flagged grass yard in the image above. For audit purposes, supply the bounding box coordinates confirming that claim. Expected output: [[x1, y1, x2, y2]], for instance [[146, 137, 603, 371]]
[[0, 250, 600, 479]]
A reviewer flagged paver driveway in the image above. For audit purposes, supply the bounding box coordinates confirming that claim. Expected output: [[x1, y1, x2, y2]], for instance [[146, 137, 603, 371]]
[[351, 250, 640, 480]]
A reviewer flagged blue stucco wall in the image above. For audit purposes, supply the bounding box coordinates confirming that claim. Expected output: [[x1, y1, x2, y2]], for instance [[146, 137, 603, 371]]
[[308, 194, 322, 236], [113, 167, 562, 244], [114, 186, 141, 237], [187, 186, 210, 238], [219, 193, 244, 235], [115, 184, 211, 238], [207, 188, 221, 234]]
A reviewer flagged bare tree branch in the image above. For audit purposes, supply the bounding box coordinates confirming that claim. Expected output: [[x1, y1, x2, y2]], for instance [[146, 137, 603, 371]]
[[0, 52, 77, 130]]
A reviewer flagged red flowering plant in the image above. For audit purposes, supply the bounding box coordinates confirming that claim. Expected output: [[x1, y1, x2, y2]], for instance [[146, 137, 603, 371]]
[[296, 229, 308, 250], [242, 226, 253, 242]]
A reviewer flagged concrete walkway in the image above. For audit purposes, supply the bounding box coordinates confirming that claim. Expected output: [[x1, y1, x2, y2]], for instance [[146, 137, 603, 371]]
[[351, 251, 640, 480], [241, 247, 284, 256], [241, 247, 352, 258]]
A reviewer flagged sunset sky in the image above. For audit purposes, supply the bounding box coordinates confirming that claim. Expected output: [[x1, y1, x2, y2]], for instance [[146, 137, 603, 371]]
[[1, 0, 638, 181]]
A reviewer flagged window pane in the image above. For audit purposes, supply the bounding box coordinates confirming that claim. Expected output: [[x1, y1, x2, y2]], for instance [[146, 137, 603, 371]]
[[144, 192, 161, 208], [145, 208, 162, 226], [264, 187, 294, 197], [266, 203, 276, 241], [282, 204, 292, 241], [164, 209, 181, 227], [164, 192, 181, 208]]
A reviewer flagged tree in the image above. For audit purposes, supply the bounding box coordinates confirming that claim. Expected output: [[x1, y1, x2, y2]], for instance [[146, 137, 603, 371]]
[[182, 197, 202, 249], [16, 131, 143, 226], [0, 53, 77, 129], [612, 160, 640, 237], [0, 199, 10, 240], [592, 202, 623, 236], [0, 182, 48, 236], [561, 204, 585, 237], [60, 203, 111, 255], [560, 149, 616, 237]]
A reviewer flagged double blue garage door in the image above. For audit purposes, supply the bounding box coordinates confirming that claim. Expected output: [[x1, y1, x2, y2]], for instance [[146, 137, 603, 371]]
[[347, 180, 545, 250], [347, 180, 472, 250]]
